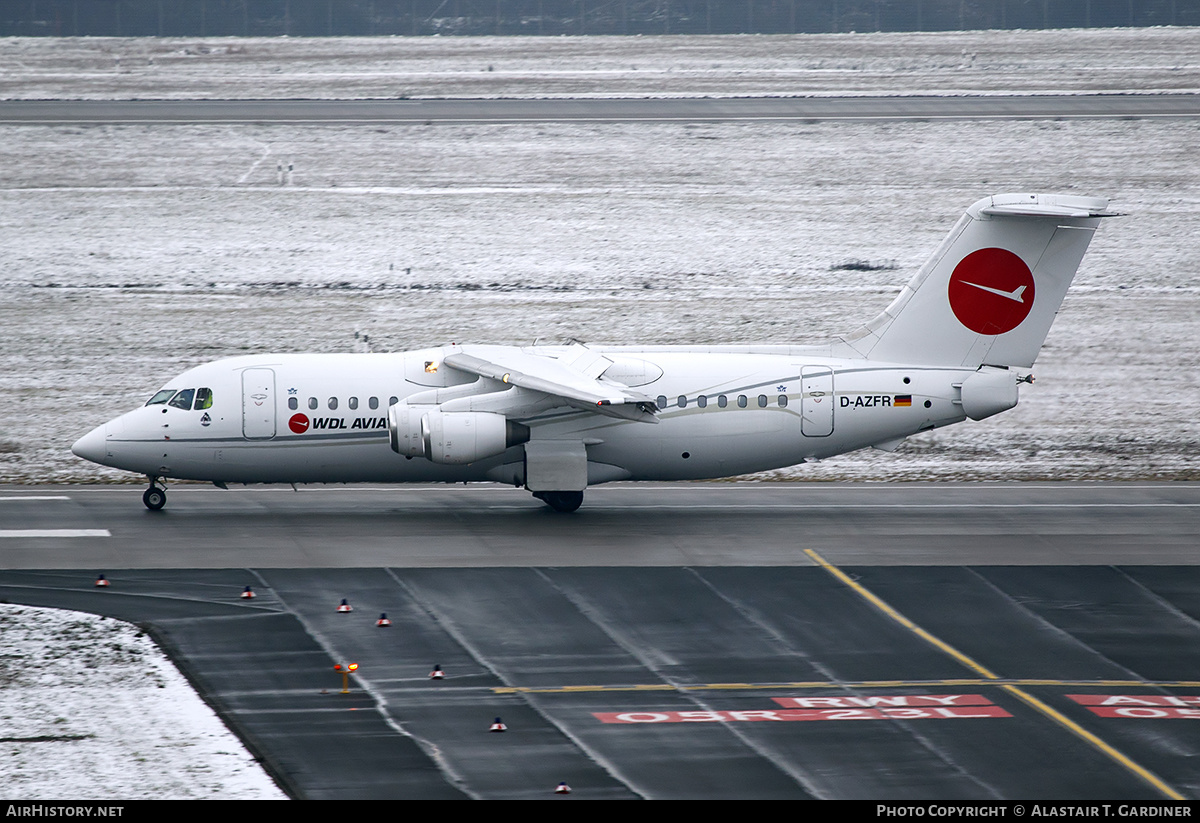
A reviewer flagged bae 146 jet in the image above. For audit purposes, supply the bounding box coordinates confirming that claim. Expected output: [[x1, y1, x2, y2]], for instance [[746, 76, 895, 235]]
[[72, 193, 1115, 512]]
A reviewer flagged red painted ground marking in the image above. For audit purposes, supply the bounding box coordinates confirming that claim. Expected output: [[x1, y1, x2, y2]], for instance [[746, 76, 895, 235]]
[[1069, 694, 1200, 719]]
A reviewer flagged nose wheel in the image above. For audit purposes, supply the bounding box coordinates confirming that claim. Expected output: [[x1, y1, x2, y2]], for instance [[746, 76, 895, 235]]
[[143, 479, 166, 511]]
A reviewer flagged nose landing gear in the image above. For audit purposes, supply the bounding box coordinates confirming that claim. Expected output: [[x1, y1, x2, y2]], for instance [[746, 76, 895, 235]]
[[143, 477, 167, 511]]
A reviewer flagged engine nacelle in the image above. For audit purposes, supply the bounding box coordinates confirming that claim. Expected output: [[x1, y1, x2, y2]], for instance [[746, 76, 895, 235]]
[[388, 404, 427, 457], [423, 410, 509, 464], [389, 406, 529, 464]]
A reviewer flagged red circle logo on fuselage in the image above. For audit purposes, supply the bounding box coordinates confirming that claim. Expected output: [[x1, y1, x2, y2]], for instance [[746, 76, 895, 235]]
[[947, 247, 1035, 336], [288, 413, 310, 434]]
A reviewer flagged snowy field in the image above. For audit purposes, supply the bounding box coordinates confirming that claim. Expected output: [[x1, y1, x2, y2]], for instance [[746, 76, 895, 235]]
[[0, 29, 1198, 489], [1, 27, 1199, 99], [0, 603, 286, 799]]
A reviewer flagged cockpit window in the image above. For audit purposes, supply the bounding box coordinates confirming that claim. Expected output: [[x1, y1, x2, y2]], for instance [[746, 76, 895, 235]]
[[168, 389, 195, 410], [146, 389, 176, 406], [194, 388, 213, 410]]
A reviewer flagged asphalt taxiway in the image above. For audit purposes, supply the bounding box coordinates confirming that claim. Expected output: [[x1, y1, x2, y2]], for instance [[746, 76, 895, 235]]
[[3, 94, 1200, 125], [2, 483, 1199, 799]]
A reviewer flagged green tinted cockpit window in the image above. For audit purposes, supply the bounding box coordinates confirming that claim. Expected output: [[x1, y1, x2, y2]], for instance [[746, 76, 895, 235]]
[[168, 389, 195, 410], [194, 388, 213, 410], [146, 389, 176, 406]]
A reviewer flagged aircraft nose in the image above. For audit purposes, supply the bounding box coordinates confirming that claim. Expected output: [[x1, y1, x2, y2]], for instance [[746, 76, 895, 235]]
[[71, 424, 109, 464]]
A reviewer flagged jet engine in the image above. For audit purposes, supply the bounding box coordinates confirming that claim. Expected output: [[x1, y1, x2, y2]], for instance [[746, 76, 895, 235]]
[[389, 406, 529, 464], [388, 404, 425, 457]]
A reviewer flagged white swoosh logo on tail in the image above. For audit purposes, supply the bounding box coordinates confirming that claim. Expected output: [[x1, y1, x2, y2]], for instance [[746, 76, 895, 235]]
[[960, 281, 1027, 303]]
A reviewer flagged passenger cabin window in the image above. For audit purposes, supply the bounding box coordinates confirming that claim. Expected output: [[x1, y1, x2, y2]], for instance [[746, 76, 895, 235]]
[[737, 395, 748, 408], [369, 397, 379, 410], [194, 388, 213, 410], [778, 395, 788, 407], [657, 396, 668, 410], [718, 395, 728, 408], [677, 395, 687, 408], [308, 397, 318, 410], [168, 389, 195, 410], [288, 397, 298, 411], [697, 395, 707, 408], [758, 395, 768, 408], [145, 389, 176, 406], [328, 397, 338, 410], [389, 396, 398, 406], [349, 397, 359, 410]]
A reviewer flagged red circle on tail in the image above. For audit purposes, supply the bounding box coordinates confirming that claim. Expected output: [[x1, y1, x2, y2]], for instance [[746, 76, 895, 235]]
[[288, 413, 310, 434], [947, 247, 1035, 336]]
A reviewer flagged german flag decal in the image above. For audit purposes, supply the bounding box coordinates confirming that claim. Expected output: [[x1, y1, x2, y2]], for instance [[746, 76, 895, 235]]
[[894, 395, 912, 407]]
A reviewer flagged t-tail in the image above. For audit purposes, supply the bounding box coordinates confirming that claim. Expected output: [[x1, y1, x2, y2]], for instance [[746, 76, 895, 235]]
[[844, 193, 1117, 369]]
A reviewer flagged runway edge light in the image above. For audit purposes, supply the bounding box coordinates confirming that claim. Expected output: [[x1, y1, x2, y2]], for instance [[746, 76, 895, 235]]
[[94, 574, 109, 588], [334, 662, 359, 694], [376, 612, 391, 627], [555, 782, 571, 795], [241, 586, 255, 599], [430, 664, 445, 680], [337, 598, 352, 613], [489, 717, 506, 732]]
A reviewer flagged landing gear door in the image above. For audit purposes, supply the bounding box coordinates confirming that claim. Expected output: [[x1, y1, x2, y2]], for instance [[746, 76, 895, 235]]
[[801, 366, 834, 437], [524, 441, 588, 493], [242, 368, 276, 440]]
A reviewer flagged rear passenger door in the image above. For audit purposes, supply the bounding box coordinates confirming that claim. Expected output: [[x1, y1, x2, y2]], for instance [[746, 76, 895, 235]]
[[801, 366, 834, 437]]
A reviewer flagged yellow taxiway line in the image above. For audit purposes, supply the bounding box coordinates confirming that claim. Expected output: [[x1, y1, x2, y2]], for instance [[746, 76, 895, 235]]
[[489, 554, 1190, 798], [803, 548, 1185, 801]]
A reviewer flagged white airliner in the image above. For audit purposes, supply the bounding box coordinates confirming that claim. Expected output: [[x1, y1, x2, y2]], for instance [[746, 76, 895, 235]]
[[72, 193, 1114, 512]]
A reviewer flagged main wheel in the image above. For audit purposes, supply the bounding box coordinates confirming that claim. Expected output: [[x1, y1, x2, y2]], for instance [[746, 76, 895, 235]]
[[537, 491, 583, 513], [143, 487, 166, 511]]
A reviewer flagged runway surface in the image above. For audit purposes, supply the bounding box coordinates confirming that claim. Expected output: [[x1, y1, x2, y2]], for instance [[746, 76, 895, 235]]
[[3, 94, 1200, 125], [2, 484, 1200, 566], [1, 483, 1197, 567], [2, 483, 1199, 799]]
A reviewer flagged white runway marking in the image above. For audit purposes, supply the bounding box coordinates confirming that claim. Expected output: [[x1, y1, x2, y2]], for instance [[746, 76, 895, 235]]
[[0, 496, 71, 501], [0, 530, 110, 538]]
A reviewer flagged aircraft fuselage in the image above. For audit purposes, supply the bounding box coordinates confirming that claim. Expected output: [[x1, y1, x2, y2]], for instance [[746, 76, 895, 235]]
[[71, 193, 1115, 511], [73, 346, 973, 486]]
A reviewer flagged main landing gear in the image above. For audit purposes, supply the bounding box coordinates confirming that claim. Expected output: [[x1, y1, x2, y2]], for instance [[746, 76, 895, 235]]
[[143, 477, 166, 511], [533, 490, 584, 513]]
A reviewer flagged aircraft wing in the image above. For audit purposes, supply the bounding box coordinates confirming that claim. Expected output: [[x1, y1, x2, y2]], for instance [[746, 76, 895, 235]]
[[442, 345, 659, 423]]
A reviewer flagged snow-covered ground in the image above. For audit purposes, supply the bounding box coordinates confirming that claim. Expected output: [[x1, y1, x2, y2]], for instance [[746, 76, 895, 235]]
[[0, 31, 1196, 486], [1, 27, 1198, 99], [2, 117, 1197, 484], [0, 603, 286, 799]]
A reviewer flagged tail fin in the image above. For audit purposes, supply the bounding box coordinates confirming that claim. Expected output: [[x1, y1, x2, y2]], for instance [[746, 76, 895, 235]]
[[845, 193, 1115, 368]]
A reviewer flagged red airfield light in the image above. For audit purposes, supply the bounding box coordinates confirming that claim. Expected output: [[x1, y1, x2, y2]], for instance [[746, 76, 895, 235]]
[[334, 663, 359, 693]]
